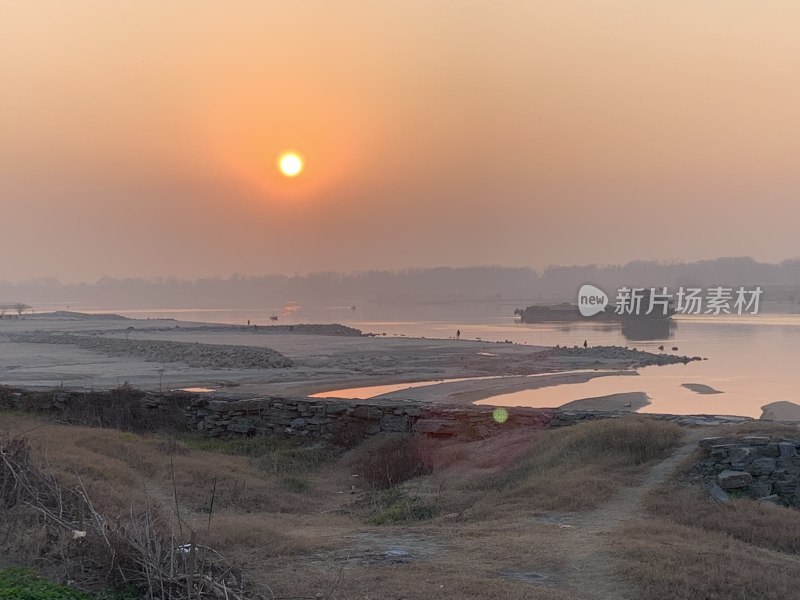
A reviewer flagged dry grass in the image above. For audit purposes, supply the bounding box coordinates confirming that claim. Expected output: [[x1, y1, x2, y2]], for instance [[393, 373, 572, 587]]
[[709, 421, 800, 437], [646, 483, 800, 555], [0, 434, 256, 599], [641, 421, 800, 556], [0, 413, 347, 571], [473, 417, 683, 512], [610, 420, 800, 599], [613, 519, 800, 600], [341, 418, 684, 529], [13, 410, 798, 600], [261, 559, 582, 600]]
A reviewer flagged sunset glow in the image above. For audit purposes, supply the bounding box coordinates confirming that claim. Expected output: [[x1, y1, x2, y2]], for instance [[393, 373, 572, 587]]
[[3, 1, 800, 280]]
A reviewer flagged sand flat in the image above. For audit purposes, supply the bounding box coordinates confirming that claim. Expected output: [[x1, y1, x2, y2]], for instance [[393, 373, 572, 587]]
[[1, 313, 686, 412]]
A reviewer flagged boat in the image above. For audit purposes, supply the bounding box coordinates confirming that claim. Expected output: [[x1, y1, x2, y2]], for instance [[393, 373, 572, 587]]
[[514, 303, 618, 323], [515, 290, 675, 324]]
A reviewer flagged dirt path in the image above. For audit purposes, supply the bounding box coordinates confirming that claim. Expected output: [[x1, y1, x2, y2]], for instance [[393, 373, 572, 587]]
[[558, 430, 706, 599]]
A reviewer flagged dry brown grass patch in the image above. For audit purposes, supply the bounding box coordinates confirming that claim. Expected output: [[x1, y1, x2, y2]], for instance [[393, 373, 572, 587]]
[[647, 480, 800, 555], [613, 518, 800, 600], [0, 414, 338, 519], [477, 417, 683, 512], [710, 421, 800, 437]]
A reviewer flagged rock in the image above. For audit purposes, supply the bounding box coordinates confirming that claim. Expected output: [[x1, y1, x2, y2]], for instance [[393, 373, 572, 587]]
[[413, 419, 459, 435], [778, 442, 797, 458], [379, 415, 411, 433], [718, 470, 753, 489], [742, 436, 770, 446], [699, 437, 725, 449], [750, 457, 777, 476], [228, 422, 254, 434], [352, 405, 384, 419], [729, 447, 754, 464], [764, 443, 781, 457], [708, 483, 731, 504], [749, 480, 773, 498], [758, 494, 783, 506], [710, 444, 736, 460]]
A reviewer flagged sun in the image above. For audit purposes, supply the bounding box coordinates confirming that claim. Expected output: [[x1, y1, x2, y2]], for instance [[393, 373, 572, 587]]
[[278, 152, 304, 177]]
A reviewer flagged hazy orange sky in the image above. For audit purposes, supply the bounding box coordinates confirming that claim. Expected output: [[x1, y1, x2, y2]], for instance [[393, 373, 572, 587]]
[[2, 1, 800, 281]]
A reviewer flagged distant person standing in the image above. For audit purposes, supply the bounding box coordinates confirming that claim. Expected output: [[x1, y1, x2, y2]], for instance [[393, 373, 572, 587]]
[[583, 340, 588, 348], [456, 329, 461, 339]]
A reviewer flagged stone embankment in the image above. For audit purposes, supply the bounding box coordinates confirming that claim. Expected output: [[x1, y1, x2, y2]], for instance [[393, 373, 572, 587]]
[[0, 386, 752, 445], [692, 435, 800, 507], [9, 334, 292, 369], [186, 396, 553, 440], [183, 396, 748, 439]]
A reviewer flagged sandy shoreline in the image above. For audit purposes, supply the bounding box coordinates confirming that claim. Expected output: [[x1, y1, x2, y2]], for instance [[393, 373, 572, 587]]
[[0, 311, 714, 415], [367, 370, 640, 405]]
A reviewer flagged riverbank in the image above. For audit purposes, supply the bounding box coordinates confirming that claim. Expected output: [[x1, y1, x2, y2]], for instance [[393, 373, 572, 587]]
[[0, 313, 698, 414]]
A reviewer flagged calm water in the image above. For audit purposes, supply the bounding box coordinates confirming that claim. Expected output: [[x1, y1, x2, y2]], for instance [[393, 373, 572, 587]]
[[87, 304, 800, 417]]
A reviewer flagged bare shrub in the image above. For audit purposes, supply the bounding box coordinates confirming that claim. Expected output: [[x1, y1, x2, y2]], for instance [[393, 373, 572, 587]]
[[0, 435, 258, 599], [57, 387, 189, 433], [327, 419, 371, 449], [348, 434, 433, 489]]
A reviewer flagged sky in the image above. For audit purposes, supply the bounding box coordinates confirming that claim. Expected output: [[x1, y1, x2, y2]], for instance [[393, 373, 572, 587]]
[[2, 1, 800, 281]]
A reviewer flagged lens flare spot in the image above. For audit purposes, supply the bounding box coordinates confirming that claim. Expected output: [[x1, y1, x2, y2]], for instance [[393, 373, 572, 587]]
[[492, 407, 509, 424]]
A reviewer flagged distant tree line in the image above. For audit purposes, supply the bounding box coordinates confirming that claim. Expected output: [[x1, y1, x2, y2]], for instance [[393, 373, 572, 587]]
[[2, 257, 800, 310]]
